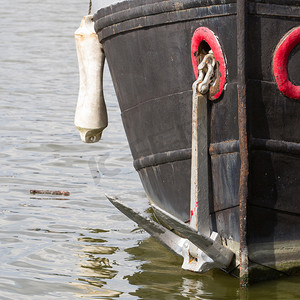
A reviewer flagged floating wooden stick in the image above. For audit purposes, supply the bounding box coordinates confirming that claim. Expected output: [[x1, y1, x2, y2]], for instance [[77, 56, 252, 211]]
[[30, 190, 70, 196]]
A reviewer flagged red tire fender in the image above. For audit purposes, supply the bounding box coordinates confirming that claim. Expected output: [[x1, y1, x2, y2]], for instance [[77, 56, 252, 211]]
[[273, 26, 300, 100], [191, 27, 227, 101]]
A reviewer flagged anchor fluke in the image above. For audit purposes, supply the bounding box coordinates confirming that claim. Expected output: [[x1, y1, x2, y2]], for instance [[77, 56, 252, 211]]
[[152, 204, 234, 269], [106, 195, 234, 273], [106, 195, 187, 257]]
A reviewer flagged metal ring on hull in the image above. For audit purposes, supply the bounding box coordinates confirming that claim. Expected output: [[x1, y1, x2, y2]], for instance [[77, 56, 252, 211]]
[[273, 26, 300, 100], [191, 27, 227, 101]]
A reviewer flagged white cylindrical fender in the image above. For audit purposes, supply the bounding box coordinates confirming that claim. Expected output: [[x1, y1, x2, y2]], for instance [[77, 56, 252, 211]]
[[74, 15, 108, 143]]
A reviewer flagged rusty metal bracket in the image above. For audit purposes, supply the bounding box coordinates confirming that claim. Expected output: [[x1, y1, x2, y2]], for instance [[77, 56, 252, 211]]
[[190, 53, 215, 236], [237, 0, 249, 288]]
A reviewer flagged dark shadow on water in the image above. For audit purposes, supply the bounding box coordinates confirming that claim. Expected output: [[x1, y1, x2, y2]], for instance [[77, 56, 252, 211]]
[[124, 237, 300, 299], [124, 237, 240, 299]]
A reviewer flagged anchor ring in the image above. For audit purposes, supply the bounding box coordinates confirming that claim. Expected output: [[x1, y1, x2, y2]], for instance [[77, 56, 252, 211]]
[[191, 27, 226, 101]]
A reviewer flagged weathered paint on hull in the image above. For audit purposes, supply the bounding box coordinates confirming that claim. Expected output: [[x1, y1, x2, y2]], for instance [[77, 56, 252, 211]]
[[93, 0, 300, 283]]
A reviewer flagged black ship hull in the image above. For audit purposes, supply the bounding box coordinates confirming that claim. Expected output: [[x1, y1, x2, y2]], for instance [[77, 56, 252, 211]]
[[93, 0, 300, 284]]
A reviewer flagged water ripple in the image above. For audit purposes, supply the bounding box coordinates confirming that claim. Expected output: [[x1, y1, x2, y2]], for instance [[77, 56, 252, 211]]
[[1, 0, 300, 299]]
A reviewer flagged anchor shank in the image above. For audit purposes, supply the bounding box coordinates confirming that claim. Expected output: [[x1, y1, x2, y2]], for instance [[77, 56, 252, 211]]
[[190, 92, 210, 236]]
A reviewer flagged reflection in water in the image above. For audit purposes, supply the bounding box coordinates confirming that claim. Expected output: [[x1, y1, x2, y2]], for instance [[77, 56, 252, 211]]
[[246, 276, 300, 300], [125, 237, 240, 299], [74, 229, 122, 298], [123, 236, 300, 299]]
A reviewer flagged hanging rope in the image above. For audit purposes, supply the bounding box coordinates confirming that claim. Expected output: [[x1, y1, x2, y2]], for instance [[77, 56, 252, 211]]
[[88, 0, 92, 15]]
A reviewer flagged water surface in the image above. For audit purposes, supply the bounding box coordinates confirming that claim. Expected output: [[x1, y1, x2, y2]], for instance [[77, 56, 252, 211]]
[[0, 1, 300, 299]]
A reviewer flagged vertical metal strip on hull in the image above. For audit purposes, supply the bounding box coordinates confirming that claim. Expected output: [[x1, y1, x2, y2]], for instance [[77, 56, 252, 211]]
[[237, 0, 249, 287]]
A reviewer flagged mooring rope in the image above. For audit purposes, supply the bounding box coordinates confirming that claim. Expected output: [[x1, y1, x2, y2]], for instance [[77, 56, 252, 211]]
[[88, 0, 92, 15]]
